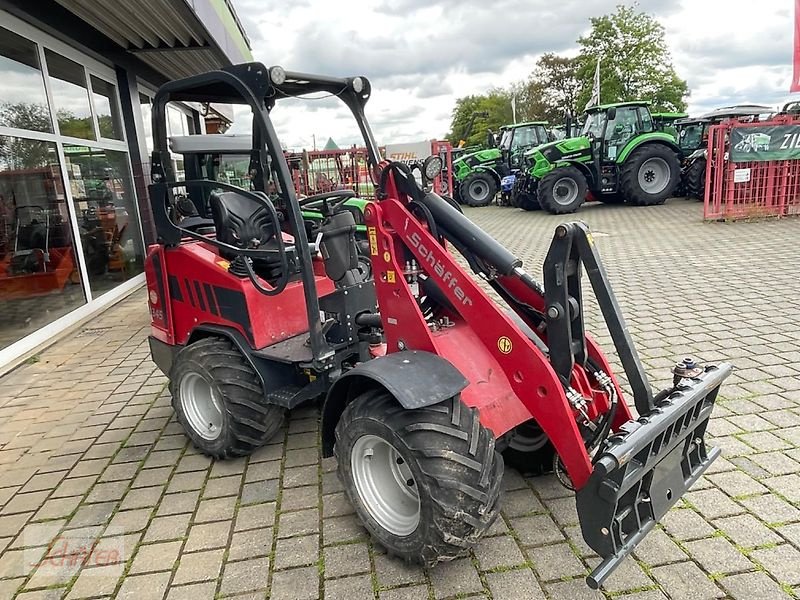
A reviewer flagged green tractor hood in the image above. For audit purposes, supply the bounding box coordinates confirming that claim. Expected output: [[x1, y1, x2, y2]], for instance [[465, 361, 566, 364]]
[[452, 147, 503, 180], [523, 136, 593, 179]]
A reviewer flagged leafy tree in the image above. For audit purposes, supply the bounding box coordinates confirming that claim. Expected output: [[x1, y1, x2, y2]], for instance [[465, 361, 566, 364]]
[[516, 54, 582, 123], [576, 5, 688, 112], [0, 102, 54, 169], [447, 90, 513, 148]]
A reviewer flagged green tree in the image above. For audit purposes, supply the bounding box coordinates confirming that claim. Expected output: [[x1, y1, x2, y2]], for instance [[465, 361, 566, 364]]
[[516, 54, 582, 123], [576, 5, 688, 112], [447, 89, 513, 148], [0, 102, 54, 169]]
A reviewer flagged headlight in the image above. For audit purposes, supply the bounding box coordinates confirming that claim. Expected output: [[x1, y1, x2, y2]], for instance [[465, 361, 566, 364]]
[[270, 66, 286, 85], [352, 77, 364, 93], [422, 155, 443, 180]]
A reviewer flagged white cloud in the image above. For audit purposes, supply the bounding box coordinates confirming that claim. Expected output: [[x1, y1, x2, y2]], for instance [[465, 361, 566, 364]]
[[230, 0, 797, 149]]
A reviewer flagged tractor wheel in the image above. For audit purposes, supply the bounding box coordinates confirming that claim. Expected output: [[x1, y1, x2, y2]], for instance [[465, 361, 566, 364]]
[[620, 145, 680, 206], [685, 158, 707, 201], [537, 167, 588, 214], [460, 172, 497, 207], [516, 191, 541, 211], [335, 390, 502, 565], [170, 337, 285, 458], [502, 420, 555, 476]]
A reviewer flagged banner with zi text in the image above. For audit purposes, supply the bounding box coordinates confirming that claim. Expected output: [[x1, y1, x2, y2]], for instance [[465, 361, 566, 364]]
[[730, 125, 800, 162]]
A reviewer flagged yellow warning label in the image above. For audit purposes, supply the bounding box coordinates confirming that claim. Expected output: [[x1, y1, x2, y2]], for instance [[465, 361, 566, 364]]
[[383, 251, 391, 263], [497, 336, 513, 354], [368, 226, 379, 256], [585, 232, 595, 246], [217, 260, 230, 270], [387, 270, 396, 283]]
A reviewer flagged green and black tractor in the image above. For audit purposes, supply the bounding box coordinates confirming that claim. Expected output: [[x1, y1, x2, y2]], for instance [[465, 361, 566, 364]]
[[452, 122, 551, 207], [513, 102, 682, 214], [676, 105, 771, 201], [651, 112, 688, 139]]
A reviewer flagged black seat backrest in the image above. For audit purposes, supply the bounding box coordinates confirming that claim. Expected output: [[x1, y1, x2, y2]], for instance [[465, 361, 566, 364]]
[[209, 191, 276, 257]]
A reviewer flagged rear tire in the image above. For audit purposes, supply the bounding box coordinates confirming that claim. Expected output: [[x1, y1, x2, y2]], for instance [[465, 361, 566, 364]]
[[537, 167, 587, 214], [460, 172, 497, 207], [685, 158, 706, 201], [502, 420, 555, 476], [335, 391, 502, 566], [620, 145, 680, 206], [170, 337, 285, 458], [516, 191, 541, 211]]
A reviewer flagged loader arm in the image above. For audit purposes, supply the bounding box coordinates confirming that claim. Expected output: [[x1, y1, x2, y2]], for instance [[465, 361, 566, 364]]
[[371, 162, 730, 588]]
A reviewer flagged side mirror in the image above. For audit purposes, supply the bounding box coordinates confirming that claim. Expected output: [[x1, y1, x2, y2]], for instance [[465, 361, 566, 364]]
[[606, 107, 617, 121], [487, 130, 496, 148]]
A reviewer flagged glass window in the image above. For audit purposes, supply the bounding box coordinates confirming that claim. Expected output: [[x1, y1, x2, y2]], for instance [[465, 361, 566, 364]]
[[45, 49, 95, 140], [0, 26, 52, 133], [62, 145, 144, 297], [90, 76, 123, 140], [0, 134, 85, 350], [168, 105, 187, 137], [639, 108, 654, 133], [139, 93, 154, 155]]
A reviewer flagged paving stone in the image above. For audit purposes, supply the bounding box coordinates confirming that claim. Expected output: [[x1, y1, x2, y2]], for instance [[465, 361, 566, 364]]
[[172, 548, 225, 585], [751, 543, 800, 585], [235, 503, 276, 532], [274, 533, 318, 569], [228, 527, 272, 561], [323, 515, 368, 544], [661, 508, 716, 541], [66, 503, 118, 532], [546, 578, 604, 600], [244, 460, 281, 482], [116, 571, 172, 600], [708, 470, 769, 497], [219, 557, 270, 595], [241, 480, 279, 505], [651, 561, 724, 599], [85, 481, 128, 504], [485, 568, 545, 600], [474, 534, 526, 570], [143, 513, 191, 543], [323, 493, 355, 518], [324, 543, 370, 578], [684, 488, 744, 519], [379, 585, 429, 600], [194, 496, 236, 523], [429, 557, 483, 598], [283, 465, 318, 488], [739, 493, 800, 524], [593, 556, 653, 594], [120, 486, 163, 511], [683, 537, 754, 574], [501, 488, 544, 517], [530, 542, 585, 581], [373, 552, 426, 587], [129, 540, 182, 574], [277, 508, 319, 538], [280, 485, 319, 511], [716, 514, 783, 548], [66, 563, 122, 598], [107, 508, 152, 534], [324, 574, 374, 599], [270, 566, 319, 600], [511, 514, 564, 546], [184, 520, 232, 552], [721, 570, 792, 600], [156, 490, 200, 516], [166, 582, 217, 600]]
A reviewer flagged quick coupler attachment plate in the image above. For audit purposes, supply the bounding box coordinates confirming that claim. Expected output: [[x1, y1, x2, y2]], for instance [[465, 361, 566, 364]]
[[576, 362, 732, 589]]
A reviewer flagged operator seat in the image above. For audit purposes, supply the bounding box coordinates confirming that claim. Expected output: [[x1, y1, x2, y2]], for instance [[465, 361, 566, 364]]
[[209, 190, 287, 281]]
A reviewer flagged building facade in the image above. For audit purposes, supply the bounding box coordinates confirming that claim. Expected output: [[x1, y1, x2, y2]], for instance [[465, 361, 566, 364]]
[[0, 0, 251, 371]]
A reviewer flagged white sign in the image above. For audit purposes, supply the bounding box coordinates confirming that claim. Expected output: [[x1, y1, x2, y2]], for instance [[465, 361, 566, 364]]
[[733, 168, 751, 183], [383, 141, 432, 161]]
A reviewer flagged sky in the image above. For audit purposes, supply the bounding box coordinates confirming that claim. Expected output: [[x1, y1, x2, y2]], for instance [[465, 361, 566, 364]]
[[229, 0, 796, 150]]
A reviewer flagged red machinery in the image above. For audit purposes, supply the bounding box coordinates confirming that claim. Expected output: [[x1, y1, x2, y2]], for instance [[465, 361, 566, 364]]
[[145, 63, 729, 589]]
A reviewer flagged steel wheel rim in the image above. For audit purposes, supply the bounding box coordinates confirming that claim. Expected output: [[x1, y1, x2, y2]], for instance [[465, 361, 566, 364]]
[[638, 157, 670, 194], [553, 177, 579, 206], [351, 434, 420, 536], [468, 179, 490, 203], [179, 372, 223, 441]]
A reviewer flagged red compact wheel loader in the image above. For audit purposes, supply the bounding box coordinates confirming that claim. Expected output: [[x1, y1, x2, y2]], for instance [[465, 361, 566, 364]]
[[144, 63, 730, 589]]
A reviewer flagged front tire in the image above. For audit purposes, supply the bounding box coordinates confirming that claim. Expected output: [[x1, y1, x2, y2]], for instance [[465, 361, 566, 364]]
[[335, 391, 502, 565], [170, 337, 285, 458], [620, 145, 680, 206], [537, 167, 588, 214], [685, 157, 706, 201], [460, 172, 497, 207], [516, 191, 541, 211], [502, 420, 554, 476]]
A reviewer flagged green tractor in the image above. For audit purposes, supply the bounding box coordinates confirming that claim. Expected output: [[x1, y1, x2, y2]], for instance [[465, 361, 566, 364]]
[[513, 102, 682, 214], [452, 122, 551, 207], [676, 105, 771, 201], [651, 112, 688, 139]]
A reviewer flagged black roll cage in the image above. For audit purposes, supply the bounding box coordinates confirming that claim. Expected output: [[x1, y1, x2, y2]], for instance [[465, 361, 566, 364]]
[[148, 62, 381, 369]]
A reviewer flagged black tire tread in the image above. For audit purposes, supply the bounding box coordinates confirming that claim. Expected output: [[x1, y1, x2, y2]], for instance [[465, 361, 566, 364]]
[[685, 158, 706, 201], [537, 166, 587, 214], [459, 172, 497, 207], [170, 337, 285, 458], [335, 392, 502, 566]]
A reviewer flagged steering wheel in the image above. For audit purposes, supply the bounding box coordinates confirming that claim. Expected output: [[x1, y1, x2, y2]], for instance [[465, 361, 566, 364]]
[[298, 189, 356, 215]]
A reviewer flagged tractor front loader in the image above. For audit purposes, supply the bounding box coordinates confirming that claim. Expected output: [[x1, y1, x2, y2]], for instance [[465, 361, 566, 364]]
[[145, 63, 730, 590]]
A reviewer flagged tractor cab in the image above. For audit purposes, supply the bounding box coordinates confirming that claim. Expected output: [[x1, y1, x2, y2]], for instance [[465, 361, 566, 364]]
[[498, 122, 550, 168], [651, 112, 688, 139], [675, 117, 711, 156], [584, 102, 657, 162]]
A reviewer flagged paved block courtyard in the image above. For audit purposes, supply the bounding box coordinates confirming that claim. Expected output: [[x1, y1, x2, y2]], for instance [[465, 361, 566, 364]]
[[1, 198, 799, 599]]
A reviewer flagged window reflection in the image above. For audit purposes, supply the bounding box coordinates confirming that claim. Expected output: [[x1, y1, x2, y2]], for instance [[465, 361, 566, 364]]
[[139, 93, 154, 154], [0, 26, 52, 133], [0, 135, 84, 349], [91, 76, 122, 140], [62, 146, 144, 296], [45, 49, 95, 140]]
